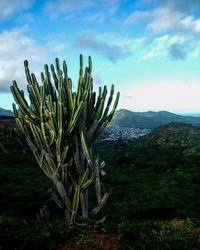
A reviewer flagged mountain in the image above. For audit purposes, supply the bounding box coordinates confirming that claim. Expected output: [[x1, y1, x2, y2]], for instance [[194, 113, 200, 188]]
[[111, 109, 200, 128], [98, 122, 200, 223], [116, 122, 200, 166], [136, 122, 200, 149], [0, 107, 13, 116]]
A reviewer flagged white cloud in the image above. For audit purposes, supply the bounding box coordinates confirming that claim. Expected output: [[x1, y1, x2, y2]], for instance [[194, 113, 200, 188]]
[[191, 41, 200, 57], [45, 0, 119, 21], [125, 7, 183, 33], [147, 8, 182, 33], [0, 0, 34, 20], [84, 6, 117, 23], [125, 6, 200, 37], [85, 0, 119, 23], [124, 10, 151, 25], [142, 34, 188, 60], [46, 38, 68, 53], [44, 0, 93, 18], [75, 32, 146, 62], [75, 35, 128, 63], [180, 16, 200, 35], [119, 78, 200, 113], [0, 27, 48, 92], [98, 33, 146, 51], [125, 8, 200, 60], [164, 0, 200, 13]]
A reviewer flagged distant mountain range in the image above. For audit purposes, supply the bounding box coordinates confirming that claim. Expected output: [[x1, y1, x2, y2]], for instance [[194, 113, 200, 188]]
[[1, 107, 200, 129], [0, 108, 13, 117], [111, 109, 200, 129]]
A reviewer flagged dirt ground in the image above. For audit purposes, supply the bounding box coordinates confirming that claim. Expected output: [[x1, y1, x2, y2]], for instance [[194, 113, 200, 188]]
[[57, 227, 120, 250]]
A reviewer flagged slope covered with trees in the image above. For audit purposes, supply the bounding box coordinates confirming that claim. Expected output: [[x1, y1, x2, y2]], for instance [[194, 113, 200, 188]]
[[1, 121, 200, 249]]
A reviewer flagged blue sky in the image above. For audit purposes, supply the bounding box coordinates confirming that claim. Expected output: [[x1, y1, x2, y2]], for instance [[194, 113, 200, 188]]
[[0, 0, 200, 113]]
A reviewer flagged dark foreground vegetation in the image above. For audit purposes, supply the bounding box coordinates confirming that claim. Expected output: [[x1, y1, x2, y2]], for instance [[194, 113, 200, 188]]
[[0, 121, 200, 249]]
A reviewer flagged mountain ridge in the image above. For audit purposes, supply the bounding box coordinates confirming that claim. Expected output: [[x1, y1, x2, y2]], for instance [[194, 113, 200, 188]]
[[0, 107, 13, 116], [111, 109, 200, 128], [1, 107, 200, 129]]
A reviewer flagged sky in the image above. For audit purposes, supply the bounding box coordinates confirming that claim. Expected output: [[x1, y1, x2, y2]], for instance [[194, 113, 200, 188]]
[[0, 0, 200, 114]]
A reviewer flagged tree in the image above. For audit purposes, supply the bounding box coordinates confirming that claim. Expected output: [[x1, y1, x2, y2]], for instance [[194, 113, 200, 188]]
[[10, 55, 120, 224]]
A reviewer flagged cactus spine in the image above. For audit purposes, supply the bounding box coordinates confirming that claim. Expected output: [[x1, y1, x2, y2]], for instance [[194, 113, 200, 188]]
[[11, 55, 120, 224]]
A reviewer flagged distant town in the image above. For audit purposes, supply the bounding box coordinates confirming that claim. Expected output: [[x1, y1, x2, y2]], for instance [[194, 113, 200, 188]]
[[102, 125, 151, 141]]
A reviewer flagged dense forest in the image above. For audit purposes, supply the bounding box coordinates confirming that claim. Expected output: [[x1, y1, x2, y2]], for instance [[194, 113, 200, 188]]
[[1, 120, 200, 249]]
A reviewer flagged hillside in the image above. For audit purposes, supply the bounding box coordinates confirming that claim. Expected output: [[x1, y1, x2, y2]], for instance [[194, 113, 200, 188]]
[[0, 117, 25, 153], [1, 121, 200, 249], [111, 109, 200, 128], [108, 122, 200, 220], [0, 108, 13, 116], [134, 122, 200, 150], [116, 122, 200, 170]]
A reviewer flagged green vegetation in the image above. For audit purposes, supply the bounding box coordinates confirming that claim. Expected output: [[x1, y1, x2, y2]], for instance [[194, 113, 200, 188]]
[[117, 218, 200, 250], [0, 119, 25, 153], [102, 123, 200, 221], [1, 121, 200, 249]]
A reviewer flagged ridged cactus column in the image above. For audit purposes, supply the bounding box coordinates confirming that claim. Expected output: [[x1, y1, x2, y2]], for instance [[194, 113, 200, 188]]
[[10, 54, 120, 224]]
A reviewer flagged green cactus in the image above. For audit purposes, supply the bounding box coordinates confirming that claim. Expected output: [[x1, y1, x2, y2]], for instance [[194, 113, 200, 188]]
[[10, 54, 120, 224]]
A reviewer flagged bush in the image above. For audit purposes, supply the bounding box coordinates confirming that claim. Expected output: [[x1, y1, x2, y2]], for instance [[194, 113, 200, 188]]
[[118, 219, 200, 250], [0, 216, 69, 250]]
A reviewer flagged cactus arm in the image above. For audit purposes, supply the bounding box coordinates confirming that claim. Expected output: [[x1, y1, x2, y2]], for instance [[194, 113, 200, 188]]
[[50, 64, 59, 90], [47, 95, 58, 137], [12, 103, 18, 118], [80, 131, 93, 168], [24, 60, 33, 86], [90, 192, 109, 216], [71, 185, 81, 223], [65, 100, 84, 135]]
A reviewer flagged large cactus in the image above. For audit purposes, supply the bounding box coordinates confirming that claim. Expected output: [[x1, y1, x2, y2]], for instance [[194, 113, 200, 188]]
[[10, 55, 120, 224]]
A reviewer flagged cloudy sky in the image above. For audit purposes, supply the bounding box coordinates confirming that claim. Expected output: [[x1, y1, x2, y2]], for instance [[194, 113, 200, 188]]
[[0, 0, 200, 113]]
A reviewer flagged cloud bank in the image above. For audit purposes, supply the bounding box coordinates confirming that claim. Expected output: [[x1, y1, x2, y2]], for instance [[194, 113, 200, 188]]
[[0, 28, 48, 92], [74, 33, 145, 62]]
